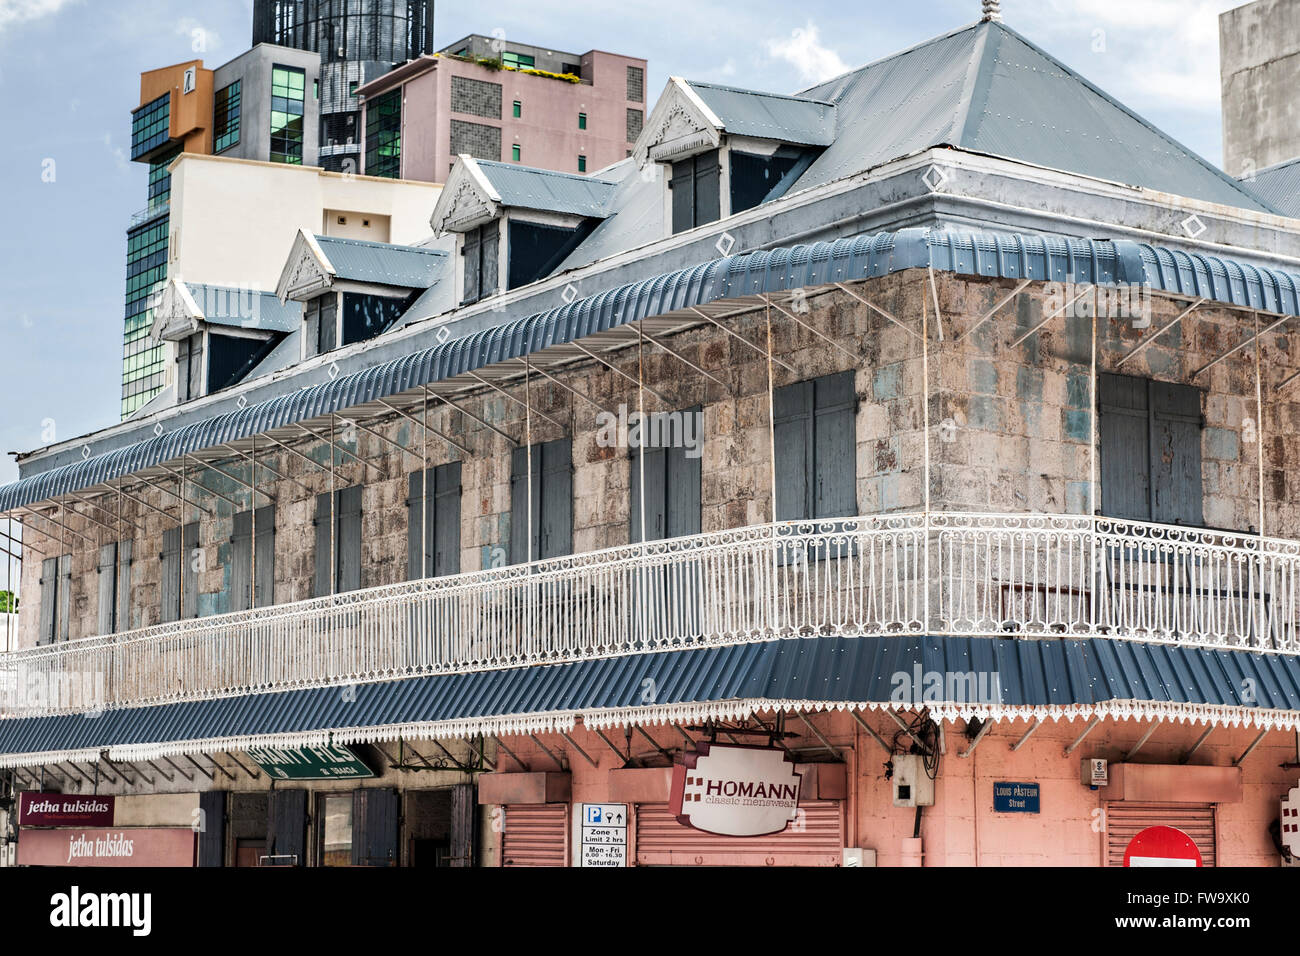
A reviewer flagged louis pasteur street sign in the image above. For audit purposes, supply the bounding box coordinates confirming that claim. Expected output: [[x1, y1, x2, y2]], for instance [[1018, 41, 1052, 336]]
[[670, 742, 802, 837], [246, 744, 374, 780]]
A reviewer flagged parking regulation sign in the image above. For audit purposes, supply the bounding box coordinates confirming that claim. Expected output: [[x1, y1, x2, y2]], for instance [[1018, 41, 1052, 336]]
[[576, 803, 628, 867], [1123, 825, 1203, 867]]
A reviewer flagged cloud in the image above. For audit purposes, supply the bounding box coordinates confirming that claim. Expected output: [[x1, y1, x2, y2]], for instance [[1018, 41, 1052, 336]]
[[0, 0, 76, 32], [765, 21, 850, 86]]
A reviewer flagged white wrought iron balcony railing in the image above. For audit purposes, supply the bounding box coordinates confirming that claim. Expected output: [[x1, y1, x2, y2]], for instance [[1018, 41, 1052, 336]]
[[2, 513, 1298, 719]]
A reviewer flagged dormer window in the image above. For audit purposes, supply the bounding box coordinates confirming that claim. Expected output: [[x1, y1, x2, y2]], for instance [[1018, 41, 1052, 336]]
[[176, 333, 204, 402], [462, 222, 500, 305], [669, 151, 721, 233], [305, 293, 338, 357]]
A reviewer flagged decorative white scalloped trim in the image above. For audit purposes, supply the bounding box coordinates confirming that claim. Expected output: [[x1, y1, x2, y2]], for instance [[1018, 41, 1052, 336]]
[[4, 697, 1297, 769]]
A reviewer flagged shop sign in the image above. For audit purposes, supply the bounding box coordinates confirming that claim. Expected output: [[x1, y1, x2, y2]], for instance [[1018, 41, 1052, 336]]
[[993, 781, 1040, 813], [1123, 825, 1203, 867], [577, 803, 627, 867], [17, 827, 195, 867], [670, 743, 802, 837], [246, 744, 374, 780], [19, 792, 115, 827]]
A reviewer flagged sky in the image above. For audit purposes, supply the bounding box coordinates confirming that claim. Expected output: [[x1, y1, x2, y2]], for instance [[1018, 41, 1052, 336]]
[[0, 0, 1252, 488]]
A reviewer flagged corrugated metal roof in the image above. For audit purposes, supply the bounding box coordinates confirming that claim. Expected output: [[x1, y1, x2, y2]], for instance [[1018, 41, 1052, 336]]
[[314, 235, 446, 288], [1, 636, 1296, 763], [1245, 159, 1300, 218], [686, 81, 836, 146], [185, 284, 300, 334], [474, 160, 619, 217], [794, 20, 1275, 213], [5, 227, 1300, 513]]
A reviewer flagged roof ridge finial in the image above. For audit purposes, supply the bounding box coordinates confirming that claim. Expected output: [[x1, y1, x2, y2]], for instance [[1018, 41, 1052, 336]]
[[981, 0, 1002, 21]]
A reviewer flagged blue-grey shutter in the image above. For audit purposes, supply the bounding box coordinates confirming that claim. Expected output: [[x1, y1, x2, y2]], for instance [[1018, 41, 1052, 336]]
[[1099, 374, 1151, 521], [338, 485, 363, 592], [541, 439, 572, 559], [314, 491, 333, 597], [693, 152, 721, 227], [814, 372, 857, 518], [629, 445, 667, 543], [116, 539, 133, 633], [352, 788, 400, 866], [267, 789, 307, 866], [463, 229, 481, 303], [304, 301, 320, 359], [161, 526, 182, 623], [197, 790, 226, 867], [774, 380, 813, 520], [318, 294, 337, 354], [253, 505, 275, 607], [667, 406, 703, 538], [231, 510, 253, 612], [510, 445, 541, 565], [38, 556, 58, 646], [181, 522, 199, 618], [1150, 381, 1204, 526], [433, 462, 462, 576], [449, 782, 476, 867], [97, 542, 118, 635], [407, 469, 427, 579], [56, 554, 71, 642], [481, 223, 499, 298], [176, 338, 192, 403], [670, 158, 695, 233]]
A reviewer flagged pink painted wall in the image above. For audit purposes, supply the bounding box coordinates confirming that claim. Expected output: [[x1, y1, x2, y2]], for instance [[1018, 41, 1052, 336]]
[[368, 52, 647, 183], [490, 711, 1300, 867]]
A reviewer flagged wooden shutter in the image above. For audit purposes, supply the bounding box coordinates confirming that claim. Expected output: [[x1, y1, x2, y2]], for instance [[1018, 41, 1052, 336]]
[[666, 408, 703, 538], [161, 526, 182, 623], [670, 158, 695, 233], [314, 491, 333, 597], [1150, 381, 1203, 526], [629, 445, 667, 543], [449, 782, 476, 867], [253, 505, 275, 607], [1105, 803, 1216, 867], [501, 804, 568, 866], [481, 223, 500, 297], [407, 469, 429, 579], [38, 556, 58, 646], [116, 540, 133, 633], [352, 788, 400, 866], [97, 543, 118, 635], [318, 294, 337, 354], [540, 439, 572, 559], [304, 301, 320, 359], [231, 510, 254, 613], [176, 337, 191, 402], [181, 522, 199, 619], [337, 485, 363, 592], [1099, 374, 1152, 521], [56, 554, 71, 642], [814, 372, 857, 519], [197, 790, 226, 867], [693, 152, 721, 227], [635, 801, 844, 866], [774, 380, 813, 521], [266, 789, 308, 866], [433, 462, 462, 576], [510, 445, 542, 565], [463, 228, 481, 303]]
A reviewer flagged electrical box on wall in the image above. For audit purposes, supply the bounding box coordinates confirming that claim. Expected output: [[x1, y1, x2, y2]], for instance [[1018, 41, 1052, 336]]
[[1082, 758, 1108, 789], [891, 754, 935, 807]]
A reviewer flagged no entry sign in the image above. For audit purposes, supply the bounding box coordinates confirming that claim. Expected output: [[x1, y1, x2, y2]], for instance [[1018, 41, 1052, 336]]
[[1123, 825, 1203, 867]]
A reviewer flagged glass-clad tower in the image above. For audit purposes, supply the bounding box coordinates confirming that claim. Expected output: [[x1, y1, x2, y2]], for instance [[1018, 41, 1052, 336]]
[[252, 0, 435, 172]]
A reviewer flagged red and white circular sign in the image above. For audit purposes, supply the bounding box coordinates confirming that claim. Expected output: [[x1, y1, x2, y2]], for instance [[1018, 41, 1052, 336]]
[[1123, 825, 1203, 867]]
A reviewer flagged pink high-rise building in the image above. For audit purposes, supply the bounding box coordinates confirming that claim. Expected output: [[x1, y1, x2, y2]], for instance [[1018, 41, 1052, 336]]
[[357, 34, 647, 182]]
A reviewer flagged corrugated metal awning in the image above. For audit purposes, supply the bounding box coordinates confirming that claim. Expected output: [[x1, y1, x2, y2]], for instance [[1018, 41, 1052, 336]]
[[1, 635, 1296, 767], [5, 227, 1300, 514]]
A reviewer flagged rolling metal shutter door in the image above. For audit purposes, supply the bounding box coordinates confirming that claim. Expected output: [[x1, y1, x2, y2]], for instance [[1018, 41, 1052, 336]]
[[502, 804, 568, 867], [636, 801, 844, 867], [1104, 803, 1216, 867]]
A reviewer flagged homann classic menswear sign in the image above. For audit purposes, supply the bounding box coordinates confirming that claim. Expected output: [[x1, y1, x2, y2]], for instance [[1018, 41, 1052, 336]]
[[670, 743, 802, 837], [18, 793, 115, 827]]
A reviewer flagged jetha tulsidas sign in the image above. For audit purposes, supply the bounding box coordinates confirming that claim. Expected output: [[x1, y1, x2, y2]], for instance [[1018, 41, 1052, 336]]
[[670, 743, 802, 837], [19, 792, 115, 827], [246, 744, 374, 780]]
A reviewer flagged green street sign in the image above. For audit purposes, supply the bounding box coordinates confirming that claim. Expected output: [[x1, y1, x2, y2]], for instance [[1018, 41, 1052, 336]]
[[246, 744, 375, 780]]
